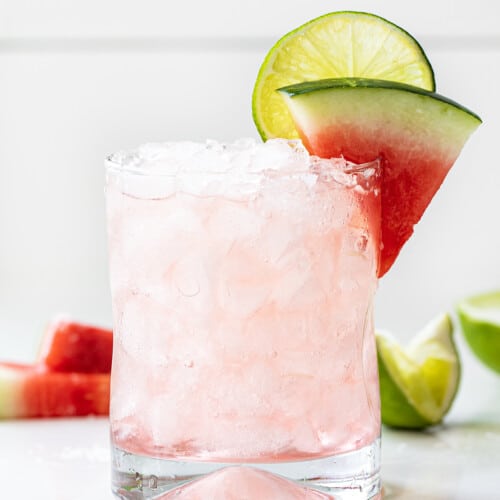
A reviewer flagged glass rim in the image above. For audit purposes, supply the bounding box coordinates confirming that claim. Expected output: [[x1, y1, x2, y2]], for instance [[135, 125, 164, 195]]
[[105, 155, 381, 175], [104, 139, 381, 187], [104, 143, 380, 177]]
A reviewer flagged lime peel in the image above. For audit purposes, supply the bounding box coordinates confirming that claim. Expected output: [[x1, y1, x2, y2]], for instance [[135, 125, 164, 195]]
[[252, 10, 435, 140], [457, 291, 500, 374], [376, 313, 460, 429]]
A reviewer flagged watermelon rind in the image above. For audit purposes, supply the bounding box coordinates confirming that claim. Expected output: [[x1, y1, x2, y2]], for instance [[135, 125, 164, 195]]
[[0, 364, 21, 418], [278, 77, 480, 121], [0, 362, 110, 419]]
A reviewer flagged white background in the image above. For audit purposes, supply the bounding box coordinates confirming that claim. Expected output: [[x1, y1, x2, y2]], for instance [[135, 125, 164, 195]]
[[1, 1, 499, 406], [1, 3, 500, 499]]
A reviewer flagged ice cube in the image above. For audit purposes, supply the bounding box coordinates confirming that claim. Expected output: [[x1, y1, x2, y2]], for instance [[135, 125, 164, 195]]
[[117, 294, 175, 365], [216, 249, 274, 317], [208, 201, 265, 252], [270, 247, 313, 308], [107, 139, 336, 199]]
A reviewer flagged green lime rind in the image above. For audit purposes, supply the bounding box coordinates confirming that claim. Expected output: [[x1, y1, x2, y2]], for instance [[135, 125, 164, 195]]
[[409, 314, 461, 423], [457, 291, 500, 374], [376, 313, 460, 430], [278, 77, 481, 123], [377, 349, 432, 429], [252, 11, 436, 140]]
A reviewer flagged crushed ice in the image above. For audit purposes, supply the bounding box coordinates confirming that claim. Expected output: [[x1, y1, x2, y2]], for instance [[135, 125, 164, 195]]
[[106, 139, 378, 199]]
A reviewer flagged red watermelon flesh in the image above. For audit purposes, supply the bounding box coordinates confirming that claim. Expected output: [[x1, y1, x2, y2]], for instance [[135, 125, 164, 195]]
[[0, 362, 110, 418], [279, 78, 481, 276], [38, 318, 113, 373]]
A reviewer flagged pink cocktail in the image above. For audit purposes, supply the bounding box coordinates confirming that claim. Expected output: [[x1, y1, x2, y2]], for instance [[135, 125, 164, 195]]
[[106, 139, 381, 499]]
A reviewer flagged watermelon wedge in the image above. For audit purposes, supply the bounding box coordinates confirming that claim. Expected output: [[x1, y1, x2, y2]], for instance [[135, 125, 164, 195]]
[[278, 78, 481, 276], [38, 318, 113, 373], [0, 362, 110, 418]]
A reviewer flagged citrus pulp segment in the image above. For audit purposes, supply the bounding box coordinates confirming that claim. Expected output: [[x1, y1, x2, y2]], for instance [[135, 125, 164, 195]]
[[376, 313, 460, 429], [457, 291, 500, 373], [252, 11, 435, 140], [278, 77, 481, 276]]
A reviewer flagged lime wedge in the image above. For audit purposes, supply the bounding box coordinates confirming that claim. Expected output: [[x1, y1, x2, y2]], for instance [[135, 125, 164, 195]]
[[457, 291, 500, 374], [376, 313, 460, 429], [252, 11, 435, 140]]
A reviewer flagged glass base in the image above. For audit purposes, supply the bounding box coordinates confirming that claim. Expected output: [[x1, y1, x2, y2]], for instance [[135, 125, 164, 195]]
[[111, 438, 380, 499]]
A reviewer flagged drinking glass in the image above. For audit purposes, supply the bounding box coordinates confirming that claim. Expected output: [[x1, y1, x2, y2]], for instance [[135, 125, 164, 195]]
[[105, 138, 381, 499]]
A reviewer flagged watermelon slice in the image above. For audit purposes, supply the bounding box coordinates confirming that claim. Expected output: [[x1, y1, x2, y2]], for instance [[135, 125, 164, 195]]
[[38, 318, 113, 373], [0, 362, 110, 418], [278, 78, 481, 276]]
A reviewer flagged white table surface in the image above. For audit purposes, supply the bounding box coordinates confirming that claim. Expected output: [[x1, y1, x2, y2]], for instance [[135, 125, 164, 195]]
[[3, 409, 500, 499], [3, 340, 500, 500]]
